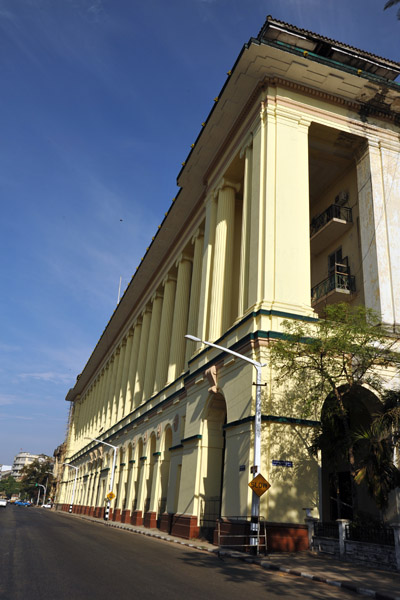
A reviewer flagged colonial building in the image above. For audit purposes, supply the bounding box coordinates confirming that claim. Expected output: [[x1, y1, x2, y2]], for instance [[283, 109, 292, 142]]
[[11, 452, 47, 480], [58, 17, 400, 548]]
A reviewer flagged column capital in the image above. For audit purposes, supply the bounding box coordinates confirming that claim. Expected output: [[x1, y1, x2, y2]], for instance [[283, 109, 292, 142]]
[[275, 104, 311, 130], [175, 252, 193, 269], [213, 178, 241, 199], [162, 273, 177, 287], [191, 228, 204, 245], [141, 304, 152, 319], [151, 290, 163, 303], [203, 192, 215, 209]]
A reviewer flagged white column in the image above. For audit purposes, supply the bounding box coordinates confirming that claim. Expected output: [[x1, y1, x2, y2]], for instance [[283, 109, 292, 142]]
[[143, 292, 164, 401], [265, 102, 313, 314], [357, 138, 400, 327], [120, 328, 134, 418], [134, 306, 152, 407], [111, 346, 123, 425], [209, 179, 239, 340], [125, 319, 142, 414], [197, 196, 217, 342], [154, 275, 177, 394], [167, 254, 192, 383], [238, 137, 253, 317], [185, 230, 204, 365], [115, 340, 127, 423]]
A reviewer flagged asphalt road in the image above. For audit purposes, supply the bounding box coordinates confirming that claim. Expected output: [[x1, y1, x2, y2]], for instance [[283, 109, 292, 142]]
[[0, 506, 356, 600]]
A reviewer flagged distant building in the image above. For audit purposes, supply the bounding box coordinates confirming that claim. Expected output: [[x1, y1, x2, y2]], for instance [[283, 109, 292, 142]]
[[11, 452, 48, 480], [58, 17, 400, 548], [52, 443, 67, 503], [0, 465, 12, 480]]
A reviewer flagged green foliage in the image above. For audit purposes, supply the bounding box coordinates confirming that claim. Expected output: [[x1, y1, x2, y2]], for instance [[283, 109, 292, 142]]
[[271, 304, 399, 402], [0, 476, 20, 498], [19, 457, 54, 501], [270, 303, 400, 514]]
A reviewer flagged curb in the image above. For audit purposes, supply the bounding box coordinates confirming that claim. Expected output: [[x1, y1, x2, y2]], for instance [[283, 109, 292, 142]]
[[218, 550, 400, 600], [66, 512, 217, 554]]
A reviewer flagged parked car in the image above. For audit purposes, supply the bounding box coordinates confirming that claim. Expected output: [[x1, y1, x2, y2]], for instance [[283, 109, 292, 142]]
[[14, 501, 31, 506], [42, 504, 52, 509], [0, 498, 7, 508]]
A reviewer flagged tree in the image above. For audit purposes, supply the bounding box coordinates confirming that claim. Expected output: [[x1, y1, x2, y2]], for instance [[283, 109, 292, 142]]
[[19, 457, 54, 502], [269, 303, 400, 518], [384, 0, 400, 19], [0, 476, 20, 498], [354, 390, 400, 511]]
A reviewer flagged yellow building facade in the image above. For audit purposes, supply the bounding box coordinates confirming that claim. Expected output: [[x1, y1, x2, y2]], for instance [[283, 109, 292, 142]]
[[58, 17, 400, 548]]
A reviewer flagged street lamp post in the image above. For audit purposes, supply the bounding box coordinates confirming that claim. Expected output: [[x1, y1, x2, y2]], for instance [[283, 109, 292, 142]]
[[35, 483, 46, 506], [185, 334, 266, 554], [85, 437, 118, 521], [62, 463, 79, 513]]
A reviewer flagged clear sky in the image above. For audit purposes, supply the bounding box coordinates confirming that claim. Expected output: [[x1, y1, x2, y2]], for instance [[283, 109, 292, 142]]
[[0, 0, 399, 466]]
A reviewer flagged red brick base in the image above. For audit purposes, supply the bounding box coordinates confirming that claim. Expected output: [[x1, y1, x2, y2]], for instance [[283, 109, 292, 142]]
[[143, 511, 157, 529], [130, 510, 143, 526], [170, 514, 199, 540], [112, 508, 121, 522], [121, 509, 131, 523], [159, 513, 173, 534]]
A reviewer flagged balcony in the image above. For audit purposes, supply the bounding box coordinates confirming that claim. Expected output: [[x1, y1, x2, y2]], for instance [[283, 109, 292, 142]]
[[310, 204, 352, 256], [311, 260, 356, 308]]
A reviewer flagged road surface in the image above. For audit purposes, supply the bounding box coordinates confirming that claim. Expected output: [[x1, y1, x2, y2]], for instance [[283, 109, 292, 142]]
[[0, 506, 355, 599]]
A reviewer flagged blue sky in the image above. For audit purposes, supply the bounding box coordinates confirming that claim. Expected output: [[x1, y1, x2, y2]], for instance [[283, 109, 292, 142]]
[[0, 0, 399, 466]]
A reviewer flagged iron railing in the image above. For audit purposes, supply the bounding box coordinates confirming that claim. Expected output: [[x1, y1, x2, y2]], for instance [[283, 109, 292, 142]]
[[345, 524, 395, 546], [312, 265, 356, 304], [314, 521, 339, 539], [200, 496, 221, 529], [217, 516, 268, 554], [310, 204, 352, 237]]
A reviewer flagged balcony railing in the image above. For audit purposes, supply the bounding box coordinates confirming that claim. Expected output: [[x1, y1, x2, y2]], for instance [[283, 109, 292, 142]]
[[310, 204, 352, 238], [312, 263, 356, 305]]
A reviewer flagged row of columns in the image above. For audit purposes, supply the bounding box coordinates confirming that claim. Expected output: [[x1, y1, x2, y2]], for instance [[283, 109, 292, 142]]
[[62, 440, 172, 520], [72, 233, 207, 450]]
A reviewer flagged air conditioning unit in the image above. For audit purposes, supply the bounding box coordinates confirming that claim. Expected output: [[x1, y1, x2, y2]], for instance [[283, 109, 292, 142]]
[[335, 191, 349, 206]]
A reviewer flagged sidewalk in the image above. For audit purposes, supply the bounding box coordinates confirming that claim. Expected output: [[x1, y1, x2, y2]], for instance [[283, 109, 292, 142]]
[[55, 510, 400, 600]]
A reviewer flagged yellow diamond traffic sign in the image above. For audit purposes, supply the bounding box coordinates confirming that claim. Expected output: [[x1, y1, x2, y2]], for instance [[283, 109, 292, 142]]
[[248, 473, 271, 497], [106, 492, 116, 500]]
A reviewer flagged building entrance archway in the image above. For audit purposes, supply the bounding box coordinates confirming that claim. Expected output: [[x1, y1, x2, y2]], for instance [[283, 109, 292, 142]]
[[319, 385, 382, 521], [200, 394, 227, 538]]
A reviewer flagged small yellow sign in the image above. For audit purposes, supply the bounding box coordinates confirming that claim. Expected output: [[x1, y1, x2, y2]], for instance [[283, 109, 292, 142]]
[[106, 492, 116, 500], [248, 473, 271, 497]]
